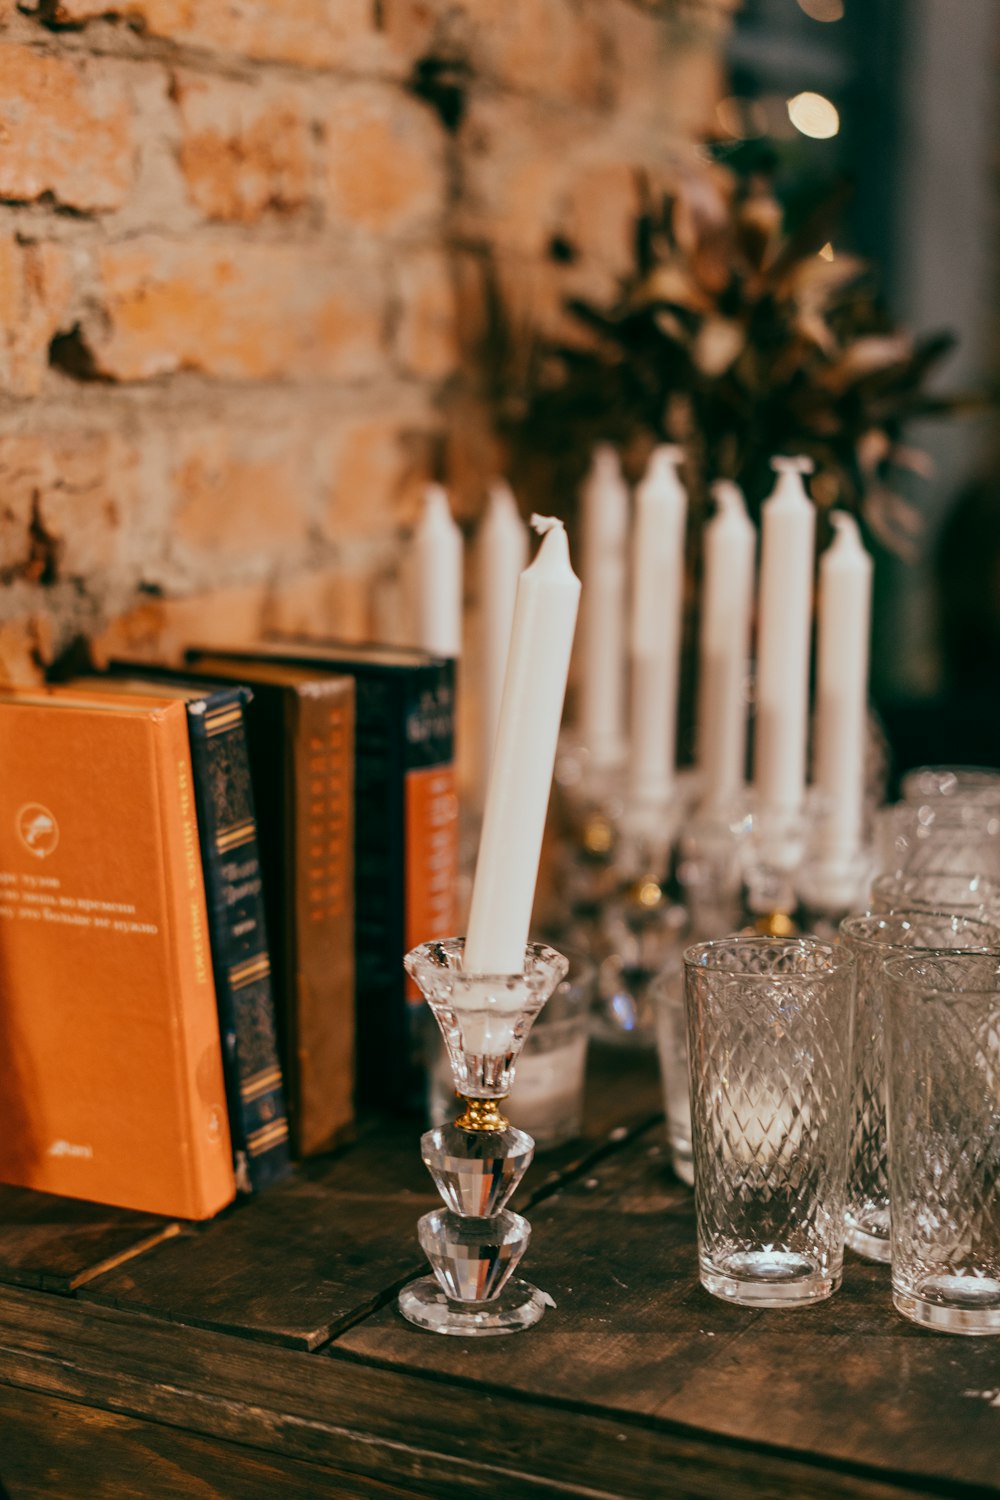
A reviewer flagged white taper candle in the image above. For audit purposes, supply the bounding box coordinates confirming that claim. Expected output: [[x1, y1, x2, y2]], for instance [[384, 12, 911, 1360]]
[[627, 445, 688, 827], [478, 480, 529, 801], [412, 483, 463, 658], [464, 516, 581, 974], [579, 445, 629, 773], [754, 457, 816, 818], [696, 480, 756, 814], [813, 512, 873, 859]]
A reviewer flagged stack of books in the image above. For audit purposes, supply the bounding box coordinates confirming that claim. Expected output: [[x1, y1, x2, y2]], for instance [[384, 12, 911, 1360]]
[[0, 643, 457, 1219]]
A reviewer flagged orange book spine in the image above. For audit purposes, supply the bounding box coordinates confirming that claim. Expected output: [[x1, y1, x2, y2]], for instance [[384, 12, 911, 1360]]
[[152, 705, 236, 1219]]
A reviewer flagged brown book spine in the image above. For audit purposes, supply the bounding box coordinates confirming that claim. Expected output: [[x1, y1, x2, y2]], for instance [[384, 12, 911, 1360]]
[[288, 681, 356, 1157], [152, 707, 236, 1218]]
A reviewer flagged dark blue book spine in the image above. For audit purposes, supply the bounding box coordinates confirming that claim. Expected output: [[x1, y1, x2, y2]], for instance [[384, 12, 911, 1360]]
[[185, 688, 292, 1192]]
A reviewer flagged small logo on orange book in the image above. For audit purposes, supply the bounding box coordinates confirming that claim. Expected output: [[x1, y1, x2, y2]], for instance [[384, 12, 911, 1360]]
[[16, 803, 59, 859], [47, 1140, 94, 1160]]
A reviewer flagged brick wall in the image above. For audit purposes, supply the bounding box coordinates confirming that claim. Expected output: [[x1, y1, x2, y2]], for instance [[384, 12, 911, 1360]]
[[0, 0, 731, 683]]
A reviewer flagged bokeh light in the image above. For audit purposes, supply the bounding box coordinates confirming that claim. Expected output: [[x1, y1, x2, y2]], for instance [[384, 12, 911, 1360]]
[[787, 91, 841, 139]]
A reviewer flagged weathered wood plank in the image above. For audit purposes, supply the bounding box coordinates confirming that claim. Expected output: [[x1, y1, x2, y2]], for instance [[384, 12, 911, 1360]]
[[77, 1044, 664, 1349], [0, 1382, 427, 1500], [0, 1184, 179, 1293], [336, 1127, 1000, 1496], [0, 1284, 958, 1500]]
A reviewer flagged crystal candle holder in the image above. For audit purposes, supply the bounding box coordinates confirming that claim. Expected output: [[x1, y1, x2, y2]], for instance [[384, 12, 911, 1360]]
[[399, 938, 568, 1336]]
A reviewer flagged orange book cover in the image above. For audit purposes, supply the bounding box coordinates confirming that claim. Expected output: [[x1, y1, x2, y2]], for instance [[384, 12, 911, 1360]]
[[0, 687, 236, 1219]]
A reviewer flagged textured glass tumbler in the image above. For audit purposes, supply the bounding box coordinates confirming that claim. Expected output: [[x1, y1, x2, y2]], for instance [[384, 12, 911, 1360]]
[[869, 870, 999, 920], [650, 963, 693, 1186], [876, 802, 1000, 880], [838, 912, 1000, 1263], [684, 937, 855, 1307], [883, 951, 1000, 1335]]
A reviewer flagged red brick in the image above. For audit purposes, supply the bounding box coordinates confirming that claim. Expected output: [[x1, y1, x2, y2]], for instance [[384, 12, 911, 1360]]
[[173, 72, 312, 224], [0, 614, 52, 686], [323, 85, 446, 237], [465, 0, 612, 109], [90, 582, 269, 669], [0, 432, 138, 581], [0, 236, 74, 397], [86, 238, 386, 383], [394, 249, 458, 379], [264, 566, 373, 644], [0, 45, 132, 213], [564, 161, 640, 274], [458, 97, 576, 256], [41, 0, 374, 69], [170, 424, 312, 559], [320, 412, 438, 540]]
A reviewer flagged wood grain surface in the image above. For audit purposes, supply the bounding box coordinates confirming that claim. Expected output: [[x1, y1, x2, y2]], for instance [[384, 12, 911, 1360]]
[[0, 1044, 994, 1499]]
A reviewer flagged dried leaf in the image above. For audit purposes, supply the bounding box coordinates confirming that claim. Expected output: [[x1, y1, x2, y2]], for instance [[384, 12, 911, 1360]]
[[693, 318, 744, 375]]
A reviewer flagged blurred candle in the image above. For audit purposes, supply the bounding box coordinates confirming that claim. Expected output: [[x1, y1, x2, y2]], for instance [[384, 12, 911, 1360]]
[[627, 446, 688, 827], [465, 517, 581, 974], [413, 483, 463, 658], [696, 481, 756, 814], [814, 512, 873, 858], [579, 446, 629, 773], [478, 480, 528, 800], [754, 457, 815, 817]]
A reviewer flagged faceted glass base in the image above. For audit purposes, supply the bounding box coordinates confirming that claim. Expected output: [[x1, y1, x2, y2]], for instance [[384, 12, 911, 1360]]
[[398, 1275, 547, 1336], [421, 1122, 534, 1219], [701, 1250, 840, 1308], [894, 1278, 1000, 1336], [845, 1211, 891, 1264], [418, 1207, 529, 1304]]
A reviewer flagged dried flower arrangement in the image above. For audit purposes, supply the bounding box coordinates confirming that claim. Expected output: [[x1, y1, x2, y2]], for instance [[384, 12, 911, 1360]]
[[491, 156, 970, 553]]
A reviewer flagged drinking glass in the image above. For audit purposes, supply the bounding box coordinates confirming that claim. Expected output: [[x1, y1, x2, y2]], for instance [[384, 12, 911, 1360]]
[[650, 961, 693, 1186], [901, 766, 1000, 806], [875, 801, 1000, 880], [838, 912, 1000, 1262], [883, 950, 1000, 1335], [683, 936, 855, 1307], [869, 870, 999, 920]]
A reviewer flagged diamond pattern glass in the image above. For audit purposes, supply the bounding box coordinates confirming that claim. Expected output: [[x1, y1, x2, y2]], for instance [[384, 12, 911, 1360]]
[[838, 912, 1000, 1263], [884, 952, 1000, 1335], [684, 937, 855, 1307]]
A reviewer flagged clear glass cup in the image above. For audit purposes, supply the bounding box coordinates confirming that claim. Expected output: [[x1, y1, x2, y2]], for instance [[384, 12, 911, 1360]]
[[838, 912, 1000, 1263], [683, 936, 856, 1308], [650, 960, 693, 1186], [426, 954, 593, 1149], [883, 950, 1000, 1335], [875, 801, 1000, 880], [901, 766, 1000, 806], [869, 870, 999, 919]]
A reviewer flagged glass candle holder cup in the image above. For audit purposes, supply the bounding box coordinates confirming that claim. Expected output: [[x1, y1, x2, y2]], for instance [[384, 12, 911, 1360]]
[[838, 912, 1000, 1264], [683, 936, 856, 1308], [428, 954, 593, 1149], [883, 950, 1000, 1335]]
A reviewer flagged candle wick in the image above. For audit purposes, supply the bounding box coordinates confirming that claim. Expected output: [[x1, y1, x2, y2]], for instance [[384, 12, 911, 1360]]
[[530, 513, 563, 536]]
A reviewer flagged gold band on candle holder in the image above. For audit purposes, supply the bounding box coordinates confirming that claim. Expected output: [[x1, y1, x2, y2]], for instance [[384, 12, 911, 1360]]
[[753, 910, 798, 938], [455, 1096, 509, 1132]]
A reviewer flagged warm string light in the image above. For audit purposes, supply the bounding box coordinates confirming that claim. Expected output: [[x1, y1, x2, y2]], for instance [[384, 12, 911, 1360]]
[[797, 0, 845, 19], [787, 91, 840, 139]]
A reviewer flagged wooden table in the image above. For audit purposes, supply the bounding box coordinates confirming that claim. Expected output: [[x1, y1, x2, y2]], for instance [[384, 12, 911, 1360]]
[[0, 1045, 996, 1499]]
